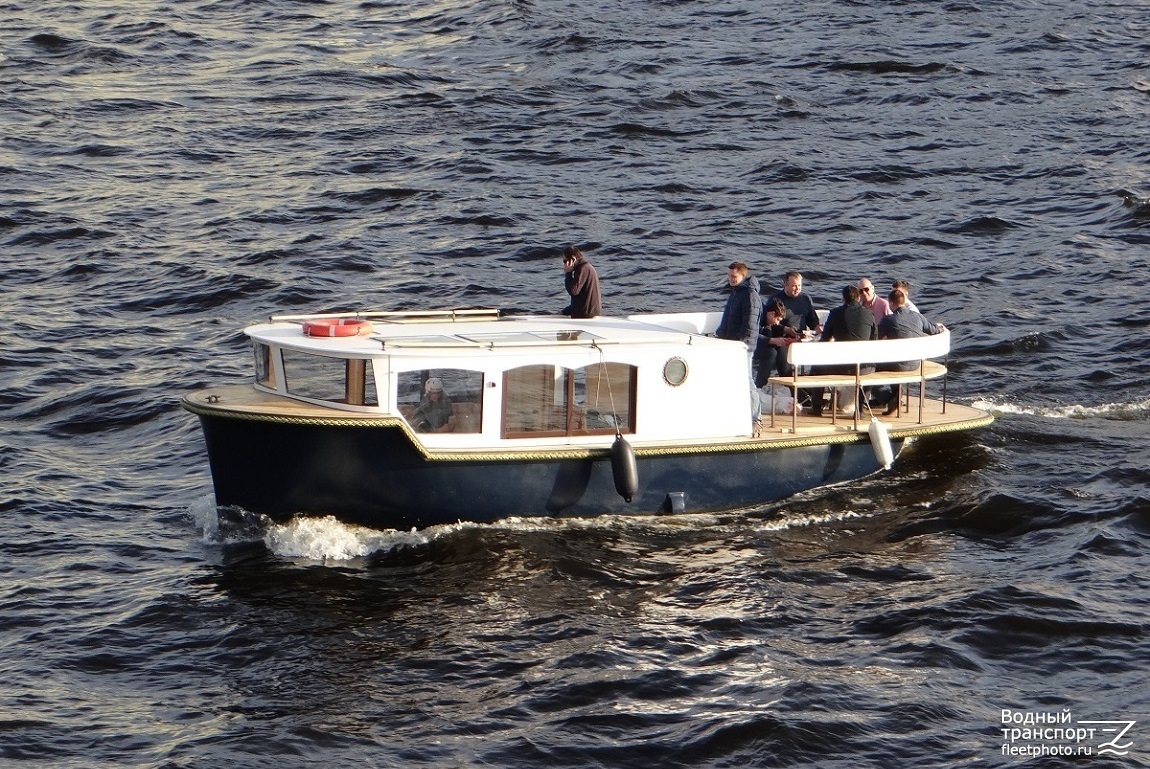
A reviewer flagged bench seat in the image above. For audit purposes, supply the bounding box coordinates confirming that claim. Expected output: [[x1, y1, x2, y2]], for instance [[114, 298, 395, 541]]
[[768, 360, 947, 390], [766, 329, 950, 431]]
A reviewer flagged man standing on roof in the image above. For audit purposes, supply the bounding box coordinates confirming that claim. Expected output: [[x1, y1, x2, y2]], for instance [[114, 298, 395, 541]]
[[562, 246, 602, 318], [716, 262, 764, 434]]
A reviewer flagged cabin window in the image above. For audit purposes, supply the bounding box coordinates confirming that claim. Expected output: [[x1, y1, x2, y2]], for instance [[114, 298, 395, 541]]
[[396, 369, 483, 434], [254, 343, 276, 388], [281, 349, 378, 406], [502, 363, 636, 438], [663, 357, 688, 387]]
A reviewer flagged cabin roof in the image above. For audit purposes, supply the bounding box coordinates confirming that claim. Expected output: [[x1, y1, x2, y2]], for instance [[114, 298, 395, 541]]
[[246, 313, 728, 355]]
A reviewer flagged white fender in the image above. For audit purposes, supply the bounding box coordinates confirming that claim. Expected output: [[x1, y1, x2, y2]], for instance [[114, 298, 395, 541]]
[[868, 417, 894, 470]]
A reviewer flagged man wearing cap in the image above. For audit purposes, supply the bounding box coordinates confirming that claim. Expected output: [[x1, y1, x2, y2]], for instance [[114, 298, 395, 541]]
[[410, 377, 456, 432]]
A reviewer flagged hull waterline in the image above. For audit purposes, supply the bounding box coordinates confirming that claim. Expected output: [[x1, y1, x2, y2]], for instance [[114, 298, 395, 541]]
[[191, 406, 903, 530]]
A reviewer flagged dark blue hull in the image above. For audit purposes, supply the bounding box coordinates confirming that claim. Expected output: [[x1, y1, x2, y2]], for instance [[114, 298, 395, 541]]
[[191, 409, 900, 531]]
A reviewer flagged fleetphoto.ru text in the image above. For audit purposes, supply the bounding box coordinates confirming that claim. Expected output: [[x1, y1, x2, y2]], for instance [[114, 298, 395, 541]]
[[1001, 708, 1136, 759]]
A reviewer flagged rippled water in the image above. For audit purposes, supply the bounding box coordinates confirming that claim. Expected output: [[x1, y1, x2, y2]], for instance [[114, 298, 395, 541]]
[[3, 0, 1150, 766]]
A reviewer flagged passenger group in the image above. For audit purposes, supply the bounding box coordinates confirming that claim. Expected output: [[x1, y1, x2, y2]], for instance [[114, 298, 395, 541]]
[[716, 266, 944, 430], [553, 246, 942, 434]]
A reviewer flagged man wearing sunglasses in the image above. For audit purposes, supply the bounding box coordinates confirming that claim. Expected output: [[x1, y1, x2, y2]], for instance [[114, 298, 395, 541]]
[[857, 278, 891, 325]]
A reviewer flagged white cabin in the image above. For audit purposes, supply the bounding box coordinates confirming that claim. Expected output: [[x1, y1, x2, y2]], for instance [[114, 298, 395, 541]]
[[244, 310, 757, 448]]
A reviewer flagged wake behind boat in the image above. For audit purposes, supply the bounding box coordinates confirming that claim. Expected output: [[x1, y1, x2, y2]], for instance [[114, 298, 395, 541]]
[[182, 309, 992, 531]]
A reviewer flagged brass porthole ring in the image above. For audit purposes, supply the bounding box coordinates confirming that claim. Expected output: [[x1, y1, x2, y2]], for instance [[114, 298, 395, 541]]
[[663, 357, 688, 386]]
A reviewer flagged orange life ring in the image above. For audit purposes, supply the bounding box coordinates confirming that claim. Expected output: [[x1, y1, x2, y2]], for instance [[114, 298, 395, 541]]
[[301, 318, 374, 338]]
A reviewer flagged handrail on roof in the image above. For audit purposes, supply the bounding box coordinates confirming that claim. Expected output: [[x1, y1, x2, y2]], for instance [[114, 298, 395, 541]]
[[378, 334, 625, 350], [269, 308, 502, 324]]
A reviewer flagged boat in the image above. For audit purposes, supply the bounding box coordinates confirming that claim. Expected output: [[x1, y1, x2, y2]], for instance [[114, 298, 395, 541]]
[[182, 309, 993, 531]]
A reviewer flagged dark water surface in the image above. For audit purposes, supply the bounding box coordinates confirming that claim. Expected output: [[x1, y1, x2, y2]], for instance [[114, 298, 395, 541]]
[[3, 0, 1150, 766]]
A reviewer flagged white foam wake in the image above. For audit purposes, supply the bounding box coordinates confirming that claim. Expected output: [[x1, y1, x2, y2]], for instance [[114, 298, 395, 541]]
[[754, 508, 870, 532], [263, 516, 440, 561], [973, 397, 1150, 420]]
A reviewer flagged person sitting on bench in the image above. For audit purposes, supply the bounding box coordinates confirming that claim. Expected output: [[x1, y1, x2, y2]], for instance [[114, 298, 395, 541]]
[[810, 284, 876, 417], [874, 288, 945, 415]]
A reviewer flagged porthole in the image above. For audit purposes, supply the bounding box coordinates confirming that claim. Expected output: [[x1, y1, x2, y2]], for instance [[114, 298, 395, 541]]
[[663, 357, 688, 386]]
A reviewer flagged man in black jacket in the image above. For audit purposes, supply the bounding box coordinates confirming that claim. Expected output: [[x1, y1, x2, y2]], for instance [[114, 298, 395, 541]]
[[810, 284, 876, 416], [767, 270, 822, 337], [716, 262, 764, 432]]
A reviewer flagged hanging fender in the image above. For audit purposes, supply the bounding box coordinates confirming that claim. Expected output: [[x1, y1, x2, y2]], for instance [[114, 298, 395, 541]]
[[868, 417, 894, 470], [610, 435, 639, 503]]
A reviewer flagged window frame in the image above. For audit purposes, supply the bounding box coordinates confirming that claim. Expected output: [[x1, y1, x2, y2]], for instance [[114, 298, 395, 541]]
[[501, 363, 636, 439]]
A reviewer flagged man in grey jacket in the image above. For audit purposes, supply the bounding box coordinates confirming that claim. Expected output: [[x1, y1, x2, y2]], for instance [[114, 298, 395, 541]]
[[876, 287, 944, 415]]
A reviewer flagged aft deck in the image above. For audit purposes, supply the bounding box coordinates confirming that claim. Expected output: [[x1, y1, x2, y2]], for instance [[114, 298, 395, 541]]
[[761, 397, 991, 440]]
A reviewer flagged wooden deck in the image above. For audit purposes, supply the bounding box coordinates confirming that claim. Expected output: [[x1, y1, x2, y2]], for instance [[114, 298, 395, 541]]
[[758, 397, 992, 442]]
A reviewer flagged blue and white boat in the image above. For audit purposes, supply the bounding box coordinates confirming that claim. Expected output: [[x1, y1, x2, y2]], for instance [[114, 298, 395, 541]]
[[182, 309, 991, 531]]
